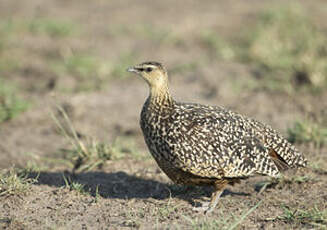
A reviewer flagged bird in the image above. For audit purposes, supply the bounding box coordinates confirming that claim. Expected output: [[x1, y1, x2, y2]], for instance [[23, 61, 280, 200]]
[[127, 61, 307, 213]]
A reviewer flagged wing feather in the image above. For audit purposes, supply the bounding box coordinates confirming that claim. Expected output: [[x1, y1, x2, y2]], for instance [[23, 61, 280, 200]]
[[168, 103, 283, 179]]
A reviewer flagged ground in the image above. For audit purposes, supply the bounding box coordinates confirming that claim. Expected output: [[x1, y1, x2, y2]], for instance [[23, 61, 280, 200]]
[[0, 0, 327, 229]]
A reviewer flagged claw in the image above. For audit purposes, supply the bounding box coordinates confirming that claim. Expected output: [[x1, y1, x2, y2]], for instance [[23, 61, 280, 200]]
[[192, 202, 216, 214], [192, 202, 210, 212]]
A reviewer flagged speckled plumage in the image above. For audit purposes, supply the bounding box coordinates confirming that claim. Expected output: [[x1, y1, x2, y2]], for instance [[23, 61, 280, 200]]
[[128, 62, 307, 213]]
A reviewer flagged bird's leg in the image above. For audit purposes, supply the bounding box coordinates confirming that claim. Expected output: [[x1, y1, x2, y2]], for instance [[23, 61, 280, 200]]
[[193, 180, 227, 214]]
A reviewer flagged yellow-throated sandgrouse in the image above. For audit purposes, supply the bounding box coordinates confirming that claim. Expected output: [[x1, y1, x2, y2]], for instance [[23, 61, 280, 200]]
[[127, 61, 307, 213]]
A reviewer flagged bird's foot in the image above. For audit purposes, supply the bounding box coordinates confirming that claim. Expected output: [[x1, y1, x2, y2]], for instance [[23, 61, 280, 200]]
[[192, 202, 214, 214], [193, 181, 226, 214]]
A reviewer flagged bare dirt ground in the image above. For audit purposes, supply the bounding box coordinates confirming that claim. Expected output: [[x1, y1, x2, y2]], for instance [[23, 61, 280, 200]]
[[0, 0, 326, 229]]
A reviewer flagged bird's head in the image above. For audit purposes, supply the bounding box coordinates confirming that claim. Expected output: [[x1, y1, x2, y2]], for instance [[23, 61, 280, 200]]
[[127, 62, 168, 91]]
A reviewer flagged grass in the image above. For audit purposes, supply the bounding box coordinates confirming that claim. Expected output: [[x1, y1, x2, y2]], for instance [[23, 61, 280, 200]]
[[0, 57, 20, 74], [108, 24, 181, 45], [287, 119, 327, 147], [62, 175, 88, 195], [59, 55, 103, 79], [60, 137, 138, 173], [170, 62, 198, 75], [52, 104, 142, 173], [0, 19, 134, 92], [200, 3, 327, 93], [0, 18, 76, 39], [271, 205, 327, 228], [0, 21, 21, 74], [200, 30, 235, 61], [28, 18, 76, 38], [94, 185, 101, 203], [109, 53, 136, 79], [0, 18, 132, 93], [0, 20, 20, 47], [50, 53, 110, 91], [256, 172, 317, 194], [277, 174, 313, 185], [131, 24, 172, 43], [51, 52, 135, 91], [238, 3, 327, 92], [182, 200, 262, 230], [0, 22, 15, 61], [0, 80, 29, 123], [0, 168, 38, 197]]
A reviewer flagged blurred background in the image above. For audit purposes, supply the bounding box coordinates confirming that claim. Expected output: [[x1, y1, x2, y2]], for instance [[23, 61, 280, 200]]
[[0, 0, 326, 229]]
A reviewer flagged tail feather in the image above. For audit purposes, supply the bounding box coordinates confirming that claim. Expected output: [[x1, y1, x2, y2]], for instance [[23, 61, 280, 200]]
[[268, 148, 289, 171]]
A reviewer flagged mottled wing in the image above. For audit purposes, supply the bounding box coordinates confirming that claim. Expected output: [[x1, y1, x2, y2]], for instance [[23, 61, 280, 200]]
[[167, 103, 305, 179]]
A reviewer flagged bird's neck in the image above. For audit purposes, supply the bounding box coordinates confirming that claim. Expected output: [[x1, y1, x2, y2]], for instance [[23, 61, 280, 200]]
[[148, 85, 175, 112]]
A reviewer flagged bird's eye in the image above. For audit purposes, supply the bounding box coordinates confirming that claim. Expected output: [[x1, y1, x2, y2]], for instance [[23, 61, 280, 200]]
[[145, 67, 153, 72]]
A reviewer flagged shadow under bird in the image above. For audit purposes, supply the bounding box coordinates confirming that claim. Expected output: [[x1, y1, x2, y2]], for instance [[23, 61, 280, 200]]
[[127, 61, 307, 213]]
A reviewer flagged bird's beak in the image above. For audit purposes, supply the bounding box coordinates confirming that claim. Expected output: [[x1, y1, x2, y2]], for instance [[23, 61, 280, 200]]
[[126, 66, 139, 74]]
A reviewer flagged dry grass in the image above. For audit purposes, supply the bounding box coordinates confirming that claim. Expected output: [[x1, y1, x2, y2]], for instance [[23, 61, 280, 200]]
[[288, 119, 327, 148], [0, 168, 38, 197], [238, 3, 327, 92], [52, 104, 142, 173], [0, 80, 28, 123], [200, 3, 327, 93]]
